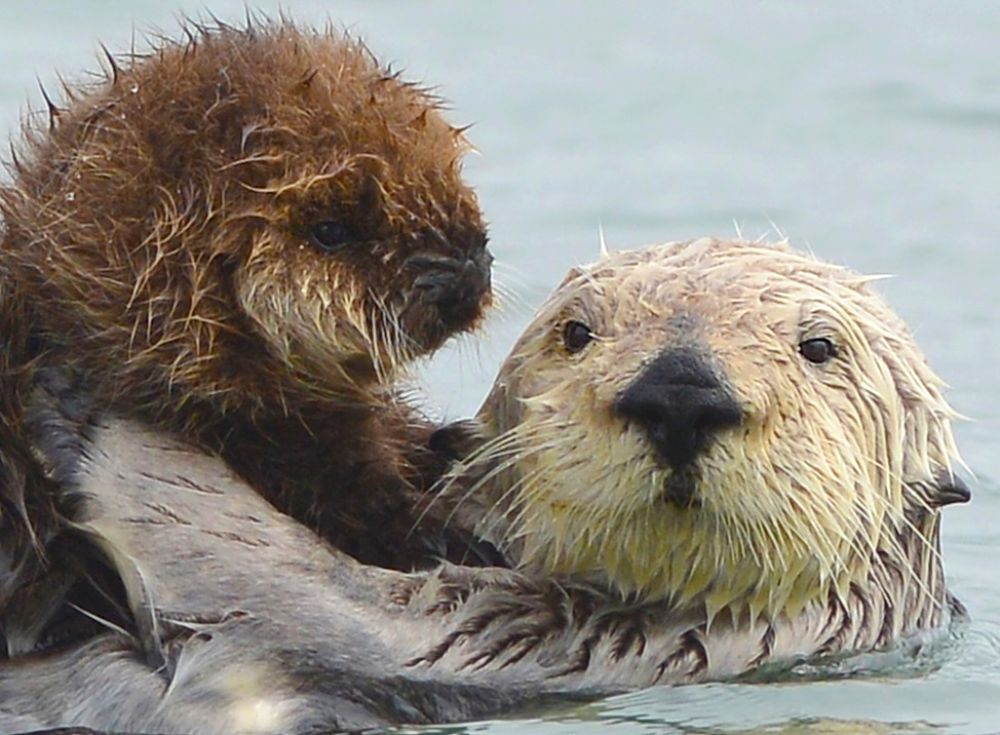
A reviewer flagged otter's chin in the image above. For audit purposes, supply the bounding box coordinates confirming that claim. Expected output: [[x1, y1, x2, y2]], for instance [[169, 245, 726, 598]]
[[398, 278, 492, 354], [662, 466, 702, 509]]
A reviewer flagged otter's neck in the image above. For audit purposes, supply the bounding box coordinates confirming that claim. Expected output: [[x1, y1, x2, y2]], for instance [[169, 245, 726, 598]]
[[797, 512, 954, 655], [403, 513, 959, 687], [439, 439, 955, 655]]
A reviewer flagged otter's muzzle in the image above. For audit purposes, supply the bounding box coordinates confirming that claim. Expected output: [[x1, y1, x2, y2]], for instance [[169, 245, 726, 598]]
[[406, 250, 493, 329], [615, 347, 743, 471]]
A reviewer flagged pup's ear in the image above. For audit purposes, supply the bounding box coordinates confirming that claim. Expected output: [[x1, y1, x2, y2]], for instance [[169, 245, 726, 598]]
[[429, 419, 486, 462]]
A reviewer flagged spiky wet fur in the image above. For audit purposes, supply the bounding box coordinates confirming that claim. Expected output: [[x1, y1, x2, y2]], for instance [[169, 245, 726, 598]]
[[0, 17, 491, 622], [437, 238, 967, 635]]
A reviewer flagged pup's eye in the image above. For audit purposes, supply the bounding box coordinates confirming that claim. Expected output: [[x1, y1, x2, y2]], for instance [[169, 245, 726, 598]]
[[309, 220, 353, 253], [799, 337, 838, 364], [563, 321, 594, 353]]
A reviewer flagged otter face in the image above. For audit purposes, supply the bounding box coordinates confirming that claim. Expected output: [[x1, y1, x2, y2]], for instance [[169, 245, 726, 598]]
[[2, 22, 490, 407], [229, 57, 494, 384], [231, 141, 492, 386], [463, 238, 964, 620]]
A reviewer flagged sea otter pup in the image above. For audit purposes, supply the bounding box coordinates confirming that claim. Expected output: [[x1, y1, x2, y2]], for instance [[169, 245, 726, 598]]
[[0, 18, 491, 650], [0, 238, 969, 733]]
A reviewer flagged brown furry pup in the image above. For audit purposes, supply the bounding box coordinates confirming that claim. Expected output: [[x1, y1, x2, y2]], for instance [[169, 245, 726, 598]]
[[0, 18, 492, 638]]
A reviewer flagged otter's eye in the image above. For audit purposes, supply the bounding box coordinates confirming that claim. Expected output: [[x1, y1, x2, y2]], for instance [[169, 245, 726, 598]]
[[309, 221, 353, 253], [799, 337, 838, 364], [563, 321, 594, 353]]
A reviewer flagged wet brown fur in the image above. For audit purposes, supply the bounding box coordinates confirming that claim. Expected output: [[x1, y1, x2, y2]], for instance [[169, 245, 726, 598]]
[[0, 17, 491, 615]]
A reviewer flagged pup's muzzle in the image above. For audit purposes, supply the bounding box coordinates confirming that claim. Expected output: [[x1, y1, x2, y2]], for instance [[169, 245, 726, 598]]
[[405, 249, 493, 330]]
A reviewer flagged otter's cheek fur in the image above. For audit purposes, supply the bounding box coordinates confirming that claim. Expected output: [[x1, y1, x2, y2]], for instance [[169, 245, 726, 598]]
[[235, 240, 377, 388], [460, 238, 965, 627]]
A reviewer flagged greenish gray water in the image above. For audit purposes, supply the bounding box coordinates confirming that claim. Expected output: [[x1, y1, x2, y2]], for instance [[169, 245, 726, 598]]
[[2, 2, 998, 733]]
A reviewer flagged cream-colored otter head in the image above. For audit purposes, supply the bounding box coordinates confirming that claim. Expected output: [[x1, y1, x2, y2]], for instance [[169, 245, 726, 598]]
[[444, 238, 968, 623]]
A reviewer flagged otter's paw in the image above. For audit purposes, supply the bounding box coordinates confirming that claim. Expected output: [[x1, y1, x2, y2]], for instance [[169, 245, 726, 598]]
[[394, 563, 534, 615], [388, 574, 427, 608]]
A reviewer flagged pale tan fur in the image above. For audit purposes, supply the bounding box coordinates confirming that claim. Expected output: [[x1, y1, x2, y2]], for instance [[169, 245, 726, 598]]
[[450, 237, 961, 624]]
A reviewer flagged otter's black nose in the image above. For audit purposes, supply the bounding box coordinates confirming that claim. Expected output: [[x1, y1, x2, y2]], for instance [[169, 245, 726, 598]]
[[407, 250, 492, 309], [412, 255, 490, 306], [615, 348, 742, 468]]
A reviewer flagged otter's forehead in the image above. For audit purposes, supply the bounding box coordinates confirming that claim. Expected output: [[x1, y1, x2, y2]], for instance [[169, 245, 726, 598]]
[[586, 240, 863, 304], [549, 238, 895, 335]]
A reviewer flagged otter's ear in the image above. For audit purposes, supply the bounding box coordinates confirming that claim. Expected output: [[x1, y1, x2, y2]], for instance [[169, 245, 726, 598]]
[[928, 468, 972, 507], [556, 266, 587, 290], [429, 419, 486, 462]]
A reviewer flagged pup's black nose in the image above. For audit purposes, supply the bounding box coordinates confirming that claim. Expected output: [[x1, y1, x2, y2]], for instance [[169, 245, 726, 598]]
[[413, 254, 491, 305], [406, 249, 492, 324], [615, 348, 742, 468]]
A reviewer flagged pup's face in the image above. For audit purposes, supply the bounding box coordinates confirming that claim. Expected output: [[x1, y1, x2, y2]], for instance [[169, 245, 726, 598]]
[[5, 23, 491, 405], [465, 239, 962, 619], [228, 31, 491, 386]]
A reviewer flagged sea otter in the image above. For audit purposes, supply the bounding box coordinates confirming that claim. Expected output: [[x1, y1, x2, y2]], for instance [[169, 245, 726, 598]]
[[0, 238, 969, 734], [432, 236, 969, 631], [0, 18, 491, 653]]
